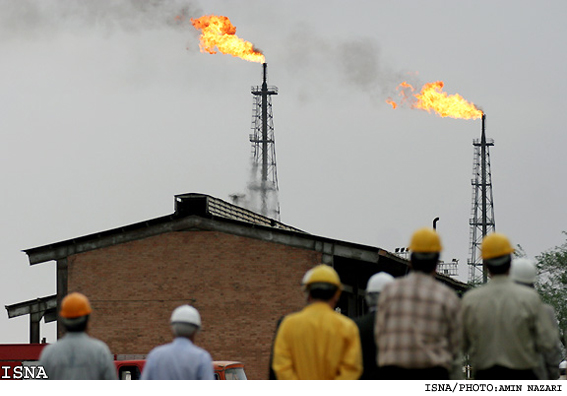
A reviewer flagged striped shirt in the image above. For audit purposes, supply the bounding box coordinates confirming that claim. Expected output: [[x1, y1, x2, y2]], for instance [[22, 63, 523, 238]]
[[375, 272, 462, 373]]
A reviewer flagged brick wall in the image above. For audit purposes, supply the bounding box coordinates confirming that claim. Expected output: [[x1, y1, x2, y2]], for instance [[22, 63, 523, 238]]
[[67, 230, 321, 379]]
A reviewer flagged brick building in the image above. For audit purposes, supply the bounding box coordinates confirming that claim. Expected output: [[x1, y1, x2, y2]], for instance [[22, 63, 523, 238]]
[[17, 193, 467, 379]]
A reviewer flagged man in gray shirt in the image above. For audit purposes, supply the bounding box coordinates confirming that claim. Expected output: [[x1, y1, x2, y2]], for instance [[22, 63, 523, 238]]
[[462, 233, 558, 380], [39, 292, 117, 380], [510, 258, 563, 380]]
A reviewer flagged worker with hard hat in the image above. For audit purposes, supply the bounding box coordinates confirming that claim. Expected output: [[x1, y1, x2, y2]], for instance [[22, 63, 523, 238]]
[[354, 271, 394, 380], [141, 305, 214, 380], [375, 227, 462, 380], [39, 292, 117, 380], [272, 264, 363, 379], [510, 258, 563, 380], [461, 233, 559, 380]]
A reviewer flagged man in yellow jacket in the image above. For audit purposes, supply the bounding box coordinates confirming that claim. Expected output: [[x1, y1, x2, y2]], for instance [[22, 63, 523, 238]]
[[272, 264, 362, 380]]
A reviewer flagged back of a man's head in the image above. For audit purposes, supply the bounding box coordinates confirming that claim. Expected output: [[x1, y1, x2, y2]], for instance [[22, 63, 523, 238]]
[[60, 292, 92, 333], [510, 258, 537, 287], [62, 315, 89, 333], [172, 322, 199, 338], [411, 252, 440, 274], [484, 255, 512, 276], [308, 283, 339, 301], [170, 305, 202, 340], [365, 272, 395, 307], [481, 233, 514, 276], [302, 265, 342, 303]]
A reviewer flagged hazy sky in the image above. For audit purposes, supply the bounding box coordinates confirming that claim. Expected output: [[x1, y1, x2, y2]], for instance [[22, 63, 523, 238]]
[[1, 0, 566, 343]]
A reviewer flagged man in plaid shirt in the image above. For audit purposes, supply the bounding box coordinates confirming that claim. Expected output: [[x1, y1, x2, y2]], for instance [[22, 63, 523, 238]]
[[375, 227, 463, 380]]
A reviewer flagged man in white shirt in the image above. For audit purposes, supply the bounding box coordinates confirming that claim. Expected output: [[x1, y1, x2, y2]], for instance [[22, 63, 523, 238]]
[[141, 305, 214, 380]]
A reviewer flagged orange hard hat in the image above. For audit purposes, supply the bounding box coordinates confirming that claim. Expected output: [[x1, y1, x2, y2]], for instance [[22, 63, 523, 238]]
[[60, 292, 92, 319]]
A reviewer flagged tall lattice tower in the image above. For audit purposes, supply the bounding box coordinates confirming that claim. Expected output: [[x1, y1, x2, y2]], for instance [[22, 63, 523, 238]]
[[248, 63, 280, 220], [468, 114, 496, 283]]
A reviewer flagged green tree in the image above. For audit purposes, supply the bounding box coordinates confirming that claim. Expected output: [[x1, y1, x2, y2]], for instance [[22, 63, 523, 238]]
[[534, 233, 567, 347]]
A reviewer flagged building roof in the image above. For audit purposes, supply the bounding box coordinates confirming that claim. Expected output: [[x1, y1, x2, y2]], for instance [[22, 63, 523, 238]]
[[5, 295, 57, 323], [24, 193, 395, 264], [22, 193, 468, 292], [174, 193, 304, 232]]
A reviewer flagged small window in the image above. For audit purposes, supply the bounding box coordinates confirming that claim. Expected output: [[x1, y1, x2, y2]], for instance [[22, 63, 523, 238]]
[[119, 366, 141, 380], [224, 368, 247, 380]]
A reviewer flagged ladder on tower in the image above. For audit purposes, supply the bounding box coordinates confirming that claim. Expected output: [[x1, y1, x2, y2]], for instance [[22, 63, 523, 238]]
[[467, 114, 496, 284]]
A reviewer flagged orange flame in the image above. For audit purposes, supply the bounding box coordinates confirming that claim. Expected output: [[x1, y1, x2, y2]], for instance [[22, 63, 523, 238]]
[[386, 99, 397, 109], [191, 15, 265, 63], [387, 81, 482, 119]]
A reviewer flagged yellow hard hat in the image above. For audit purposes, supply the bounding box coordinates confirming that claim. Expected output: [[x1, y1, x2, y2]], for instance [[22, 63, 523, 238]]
[[409, 227, 442, 253], [302, 264, 342, 289], [60, 292, 92, 319], [481, 233, 514, 260]]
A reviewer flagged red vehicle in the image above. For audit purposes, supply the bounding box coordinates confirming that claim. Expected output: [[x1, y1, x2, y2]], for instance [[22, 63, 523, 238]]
[[1, 344, 246, 380], [114, 360, 145, 380], [0, 343, 48, 380], [212, 361, 247, 380]]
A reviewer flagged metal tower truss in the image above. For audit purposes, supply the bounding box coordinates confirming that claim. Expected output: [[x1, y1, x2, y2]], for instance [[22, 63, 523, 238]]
[[248, 63, 280, 220], [468, 114, 496, 284]]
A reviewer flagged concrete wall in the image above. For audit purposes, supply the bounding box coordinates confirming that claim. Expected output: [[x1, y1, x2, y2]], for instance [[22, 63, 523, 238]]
[[66, 230, 321, 379]]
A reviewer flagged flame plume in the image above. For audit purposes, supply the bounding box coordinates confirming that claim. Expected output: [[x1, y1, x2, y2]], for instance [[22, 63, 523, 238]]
[[387, 81, 482, 119], [191, 15, 265, 63]]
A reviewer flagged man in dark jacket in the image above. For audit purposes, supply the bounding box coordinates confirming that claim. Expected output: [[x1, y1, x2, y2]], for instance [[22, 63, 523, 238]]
[[354, 272, 394, 380]]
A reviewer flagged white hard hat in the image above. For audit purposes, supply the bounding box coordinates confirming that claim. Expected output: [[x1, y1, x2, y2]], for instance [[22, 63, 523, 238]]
[[366, 272, 395, 294], [170, 305, 201, 328], [510, 258, 537, 285]]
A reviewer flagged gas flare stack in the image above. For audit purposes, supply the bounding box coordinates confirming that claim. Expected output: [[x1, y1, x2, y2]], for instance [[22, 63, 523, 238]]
[[467, 113, 496, 284], [249, 63, 280, 220]]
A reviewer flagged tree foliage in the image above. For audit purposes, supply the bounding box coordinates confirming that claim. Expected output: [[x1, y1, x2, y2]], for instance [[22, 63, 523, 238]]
[[534, 232, 567, 347]]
